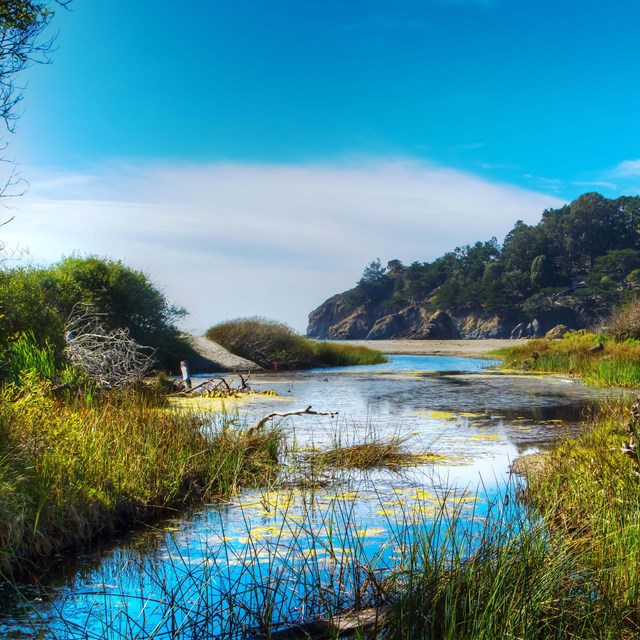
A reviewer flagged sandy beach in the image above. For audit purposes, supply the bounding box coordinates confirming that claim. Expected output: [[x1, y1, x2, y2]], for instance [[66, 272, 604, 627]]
[[186, 336, 529, 372], [343, 339, 528, 358]]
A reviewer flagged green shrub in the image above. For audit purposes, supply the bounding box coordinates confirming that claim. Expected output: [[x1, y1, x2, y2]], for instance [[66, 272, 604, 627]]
[[0, 256, 187, 369]]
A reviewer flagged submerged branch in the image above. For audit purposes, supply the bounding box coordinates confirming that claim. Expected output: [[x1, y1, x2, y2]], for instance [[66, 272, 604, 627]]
[[251, 405, 338, 431]]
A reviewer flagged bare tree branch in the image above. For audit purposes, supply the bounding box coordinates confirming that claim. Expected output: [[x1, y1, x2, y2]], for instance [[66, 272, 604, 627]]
[[64, 304, 155, 389], [251, 406, 339, 431]]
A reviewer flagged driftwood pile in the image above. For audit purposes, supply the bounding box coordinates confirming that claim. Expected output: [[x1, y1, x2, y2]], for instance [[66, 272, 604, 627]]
[[172, 372, 254, 397], [64, 306, 154, 389]]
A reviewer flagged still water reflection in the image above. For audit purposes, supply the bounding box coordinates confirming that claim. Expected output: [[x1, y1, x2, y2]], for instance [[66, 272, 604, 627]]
[[0, 355, 612, 638]]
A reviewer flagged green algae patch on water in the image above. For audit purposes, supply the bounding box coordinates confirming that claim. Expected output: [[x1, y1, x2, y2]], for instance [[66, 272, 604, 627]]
[[470, 433, 502, 441], [425, 410, 457, 420], [412, 409, 486, 422], [169, 391, 293, 412]]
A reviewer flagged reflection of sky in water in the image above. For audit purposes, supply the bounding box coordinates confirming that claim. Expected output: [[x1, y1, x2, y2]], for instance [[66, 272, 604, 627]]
[[1, 355, 613, 638]]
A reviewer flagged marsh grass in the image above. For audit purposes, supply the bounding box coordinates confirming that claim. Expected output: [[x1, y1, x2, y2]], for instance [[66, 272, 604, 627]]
[[305, 436, 442, 470], [8, 369, 640, 637], [2, 331, 58, 383], [311, 341, 388, 367], [519, 401, 640, 627], [38, 481, 506, 639], [35, 476, 618, 640], [495, 331, 640, 387], [0, 378, 284, 575]]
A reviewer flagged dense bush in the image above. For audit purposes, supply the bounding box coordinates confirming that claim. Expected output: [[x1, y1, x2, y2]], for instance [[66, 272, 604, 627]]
[[0, 256, 187, 368]]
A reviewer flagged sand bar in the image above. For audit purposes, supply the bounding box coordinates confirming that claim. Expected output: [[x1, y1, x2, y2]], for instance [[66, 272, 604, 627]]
[[342, 339, 528, 358]]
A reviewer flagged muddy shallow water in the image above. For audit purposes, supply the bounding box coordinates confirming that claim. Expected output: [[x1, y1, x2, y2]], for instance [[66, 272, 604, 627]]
[[0, 355, 615, 639]]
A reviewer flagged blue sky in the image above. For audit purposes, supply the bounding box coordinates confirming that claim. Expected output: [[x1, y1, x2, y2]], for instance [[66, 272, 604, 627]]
[[4, 0, 640, 332]]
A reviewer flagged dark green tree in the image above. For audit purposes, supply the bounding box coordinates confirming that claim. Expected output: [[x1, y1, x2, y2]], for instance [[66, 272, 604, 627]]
[[502, 221, 549, 274], [591, 249, 640, 284], [358, 259, 392, 302], [530, 254, 555, 288]]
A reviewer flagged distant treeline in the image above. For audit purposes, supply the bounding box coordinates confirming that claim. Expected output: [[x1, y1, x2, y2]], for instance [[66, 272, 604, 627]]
[[347, 193, 640, 317]]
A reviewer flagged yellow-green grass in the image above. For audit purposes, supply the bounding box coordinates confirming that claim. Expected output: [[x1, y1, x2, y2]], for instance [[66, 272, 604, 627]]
[[311, 340, 387, 366], [305, 436, 445, 470], [494, 331, 640, 387], [512, 401, 640, 635], [0, 374, 283, 575]]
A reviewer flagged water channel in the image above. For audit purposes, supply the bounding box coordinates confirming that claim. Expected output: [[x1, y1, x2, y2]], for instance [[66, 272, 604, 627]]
[[0, 355, 613, 639]]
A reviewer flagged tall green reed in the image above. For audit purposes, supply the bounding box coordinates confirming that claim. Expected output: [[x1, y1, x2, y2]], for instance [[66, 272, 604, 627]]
[[0, 380, 284, 576]]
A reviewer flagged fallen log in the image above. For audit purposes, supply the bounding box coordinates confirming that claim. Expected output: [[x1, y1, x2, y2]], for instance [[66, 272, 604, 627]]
[[248, 606, 387, 640]]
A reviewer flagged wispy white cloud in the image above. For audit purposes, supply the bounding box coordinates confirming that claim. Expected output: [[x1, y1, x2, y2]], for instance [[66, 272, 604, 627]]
[[523, 174, 563, 193], [614, 159, 640, 177], [6, 158, 563, 333], [572, 180, 618, 190]]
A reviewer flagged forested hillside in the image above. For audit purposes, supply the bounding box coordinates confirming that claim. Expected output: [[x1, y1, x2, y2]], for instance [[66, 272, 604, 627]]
[[308, 193, 640, 339]]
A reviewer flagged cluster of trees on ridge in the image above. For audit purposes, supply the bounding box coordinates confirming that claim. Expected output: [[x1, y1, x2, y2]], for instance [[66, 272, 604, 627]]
[[348, 193, 640, 319]]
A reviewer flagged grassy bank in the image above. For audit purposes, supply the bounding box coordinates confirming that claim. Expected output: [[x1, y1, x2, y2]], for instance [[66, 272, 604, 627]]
[[369, 402, 640, 638], [206, 317, 387, 369], [0, 377, 283, 576], [311, 339, 388, 366], [494, 331, 640, 387]]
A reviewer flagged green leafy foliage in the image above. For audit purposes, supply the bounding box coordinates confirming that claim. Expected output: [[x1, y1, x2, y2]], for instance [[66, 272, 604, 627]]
[[0, 256, 186, 369]]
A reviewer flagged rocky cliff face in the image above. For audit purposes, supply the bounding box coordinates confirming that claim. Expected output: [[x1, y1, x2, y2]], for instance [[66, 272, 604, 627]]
[[307, 294, 590, 340]]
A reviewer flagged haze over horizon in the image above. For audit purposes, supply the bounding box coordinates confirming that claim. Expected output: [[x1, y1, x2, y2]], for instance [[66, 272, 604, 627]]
[[4, 0, 640, 333]]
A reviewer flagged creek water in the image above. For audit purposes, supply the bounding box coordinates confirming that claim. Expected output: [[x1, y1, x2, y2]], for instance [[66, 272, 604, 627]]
[[0, 355, 611, 639]]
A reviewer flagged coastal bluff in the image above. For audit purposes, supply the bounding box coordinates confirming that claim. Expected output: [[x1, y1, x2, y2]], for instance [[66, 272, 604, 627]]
[[306, 295, 586, 341]]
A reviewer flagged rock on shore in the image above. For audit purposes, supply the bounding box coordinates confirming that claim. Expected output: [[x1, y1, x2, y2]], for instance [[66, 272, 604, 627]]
[[184, 335, 261, 373]]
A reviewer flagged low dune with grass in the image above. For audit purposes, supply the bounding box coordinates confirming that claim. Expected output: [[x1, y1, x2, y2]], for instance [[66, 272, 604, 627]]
[[206, 317, 387, 370]]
